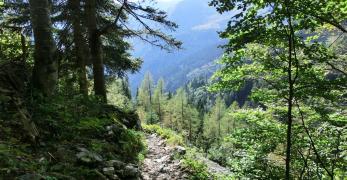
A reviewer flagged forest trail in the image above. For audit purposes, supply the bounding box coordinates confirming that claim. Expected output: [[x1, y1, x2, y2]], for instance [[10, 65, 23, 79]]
[[140, 134, 231, 180], [140, 134, 189, 180]]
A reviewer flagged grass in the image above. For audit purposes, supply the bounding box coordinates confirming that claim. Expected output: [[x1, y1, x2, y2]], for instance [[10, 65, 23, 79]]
[[142, 124, 184, 146]]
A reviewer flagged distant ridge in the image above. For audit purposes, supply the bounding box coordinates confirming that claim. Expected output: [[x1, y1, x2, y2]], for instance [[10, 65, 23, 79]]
[[129, 0, 228, 92]]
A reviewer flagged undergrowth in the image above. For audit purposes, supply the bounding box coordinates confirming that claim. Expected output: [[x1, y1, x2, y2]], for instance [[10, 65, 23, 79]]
[[0, 94, 144, 178], [142, 124, 235, 179]]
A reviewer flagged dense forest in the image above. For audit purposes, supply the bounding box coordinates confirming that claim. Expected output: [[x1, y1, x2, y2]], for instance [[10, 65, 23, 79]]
[[0, 0, 346, 179]]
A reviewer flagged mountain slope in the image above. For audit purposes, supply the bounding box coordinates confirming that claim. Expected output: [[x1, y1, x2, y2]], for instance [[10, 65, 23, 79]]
[[129, 0, 228, 92]]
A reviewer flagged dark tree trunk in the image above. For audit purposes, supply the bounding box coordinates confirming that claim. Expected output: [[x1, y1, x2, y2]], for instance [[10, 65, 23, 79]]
[[70, 0, 88, 95], [86, 0, 107, 101], [29, 0, 57, 96]]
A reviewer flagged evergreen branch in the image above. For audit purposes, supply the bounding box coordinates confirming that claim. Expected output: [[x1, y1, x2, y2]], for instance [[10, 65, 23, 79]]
[[98, 0, 127, 37]]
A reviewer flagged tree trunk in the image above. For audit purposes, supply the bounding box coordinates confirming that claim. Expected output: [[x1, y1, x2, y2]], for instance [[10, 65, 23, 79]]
[[29, 0, 57, 96], [218, 101, 221, 138], [70, 0, 88, 95], [158, 96, 162, 122], [181, 96, 184, 131], [86, 0, 106, 101]]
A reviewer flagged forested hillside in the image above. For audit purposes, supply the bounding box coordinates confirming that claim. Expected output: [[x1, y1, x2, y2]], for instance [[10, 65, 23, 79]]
[[129, 0, 228, 92], [0, 0, 346, 179]]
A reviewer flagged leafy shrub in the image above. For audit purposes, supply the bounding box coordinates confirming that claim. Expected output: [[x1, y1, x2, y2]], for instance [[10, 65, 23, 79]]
[[143, 124, 184, 146], [118, 129, 145, 162], [182, 158, 210, 180], [181, 148, 211, 180]]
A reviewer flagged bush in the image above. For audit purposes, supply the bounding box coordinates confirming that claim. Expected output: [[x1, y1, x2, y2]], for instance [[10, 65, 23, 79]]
[[142, 124, 184, 146]]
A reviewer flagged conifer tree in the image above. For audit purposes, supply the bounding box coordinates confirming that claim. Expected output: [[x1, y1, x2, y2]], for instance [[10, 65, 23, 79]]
[[171, 88, 187, 131], [29, 0, 58, 96], [203, 96, 226, 141], [221, 101, 239, 135], [153, 78, 165, 123], [137, 72, 156, 124]]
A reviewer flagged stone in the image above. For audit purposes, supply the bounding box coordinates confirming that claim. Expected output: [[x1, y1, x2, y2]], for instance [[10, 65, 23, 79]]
[[123, 165, 139, 177], [93, 170, 108, 180], [175, 146, 186, 155], [103, 167, 115, 176], [18, 174, 44, 180], [55, 146, 76, 163], [76, 148, 102, 164], [112, 174, 121, 180], [156, 155, 169, 163], [158, 164, 166, 172], [105, 159, 126, 169], [163, 166, 171, 173]]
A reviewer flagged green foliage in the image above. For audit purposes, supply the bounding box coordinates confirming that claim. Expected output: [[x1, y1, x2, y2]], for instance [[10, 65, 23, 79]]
[[203, 96, 226, 143], [0, 92, 144, 178], [77, 117, 111, 135], [144, 111, 160, 124], [210, 109, 285, 178], [0, 30, 27, 62], [137, 72, 154, 112], [208, 0, 347, 178], [143, 124, 184, 146], [182, 156, 210, 180], [118, 129, 145, 162], [107, 78, 134, 110]]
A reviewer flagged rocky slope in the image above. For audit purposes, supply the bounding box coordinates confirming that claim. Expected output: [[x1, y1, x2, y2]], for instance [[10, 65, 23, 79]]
[[141, 134, 189, 180], [140, 133, 231, 180]]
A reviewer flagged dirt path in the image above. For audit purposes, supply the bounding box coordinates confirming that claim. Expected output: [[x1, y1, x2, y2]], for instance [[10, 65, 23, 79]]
[[140, 134, 188, 180], [140, 134, 231, 180]]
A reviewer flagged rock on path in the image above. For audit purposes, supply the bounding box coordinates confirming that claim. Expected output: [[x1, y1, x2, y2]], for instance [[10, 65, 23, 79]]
[[140, 134, 188, 180], [198, 156, 231, 175], [140, 134, 232, 180]]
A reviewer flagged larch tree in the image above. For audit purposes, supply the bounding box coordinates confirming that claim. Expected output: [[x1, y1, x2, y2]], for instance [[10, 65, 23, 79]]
[[175, 88, 187, 132], [137, 72, 156, 124], [153, 78, 165, 123], [205, 96, 226, 140]]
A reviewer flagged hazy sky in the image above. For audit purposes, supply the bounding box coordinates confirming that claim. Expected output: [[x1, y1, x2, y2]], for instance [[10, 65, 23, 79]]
[[155, 0, 184, 11]]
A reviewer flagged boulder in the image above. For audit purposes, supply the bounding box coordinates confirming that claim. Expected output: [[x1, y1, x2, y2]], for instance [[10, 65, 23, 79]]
[[123, 165, 139, 178], [105, 159, 126, 169], [18, 173, 44, 180], [103, 167, 115, 176], [56, 146, 76, 163], [175, 146, 186, 155], [76, 147, 102, 164], [102, 105, 142, 130]]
